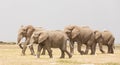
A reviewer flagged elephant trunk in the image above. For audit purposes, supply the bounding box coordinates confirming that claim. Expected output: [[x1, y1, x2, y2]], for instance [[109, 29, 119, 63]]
[[67, 39, 74, 50], [27, 38, 34, 47], [69, 41, 74, 49], [19, 44, 23, 49], [17, 34, 23, 49]]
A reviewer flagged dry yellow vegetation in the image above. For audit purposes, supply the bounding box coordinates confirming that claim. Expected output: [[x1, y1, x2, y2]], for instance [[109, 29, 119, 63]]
[[0, 44, 120, 65]]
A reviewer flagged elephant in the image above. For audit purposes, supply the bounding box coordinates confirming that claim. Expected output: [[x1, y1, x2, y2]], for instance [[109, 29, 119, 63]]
[[64, 25, 96, 55], [94, 30, 115, 54], [28, 30, 72, 58], [17, 25, 45, 55], [65, 26, 91, 54]]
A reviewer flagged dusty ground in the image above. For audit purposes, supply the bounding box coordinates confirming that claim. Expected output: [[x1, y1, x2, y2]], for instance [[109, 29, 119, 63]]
[[0, 44, 120, 65]]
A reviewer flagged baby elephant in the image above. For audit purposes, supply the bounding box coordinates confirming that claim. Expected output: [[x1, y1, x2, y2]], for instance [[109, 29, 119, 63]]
[[29, 30, 72, 58]]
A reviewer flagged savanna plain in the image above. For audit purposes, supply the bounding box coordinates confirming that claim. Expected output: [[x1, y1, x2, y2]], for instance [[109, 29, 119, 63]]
[[0, 43, 120, 65]]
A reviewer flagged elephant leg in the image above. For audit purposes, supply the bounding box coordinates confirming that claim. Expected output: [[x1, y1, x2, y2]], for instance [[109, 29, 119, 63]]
[[84, 45, 90, 55], [64, 49, 72, 58], [61, 42, 72, 58], [70, 41, 74, 54], [29, 45, 35, 56], [46, 47, 53, 58], [90, 43, 97, 55], [108, 38, 114, 54], [41, 47, 46, 55], [77, 43, 84, 55], [110, 46, 114, 54], [60, 48, 65, 58], [21, 39, 30, 56], [108, 44, 114, 54], [107, 45, 111, 53], [37, 44, 43, 58], [98, 43, 105, 53], [21, 43, 27, 56]]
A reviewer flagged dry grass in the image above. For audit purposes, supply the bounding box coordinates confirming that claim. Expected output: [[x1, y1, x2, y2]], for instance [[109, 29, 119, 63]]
[[0, 44, 120, 65]]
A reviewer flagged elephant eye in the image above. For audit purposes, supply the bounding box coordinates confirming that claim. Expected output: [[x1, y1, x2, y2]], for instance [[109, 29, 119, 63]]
[[66, 30, 71, 33], [39, 33, 41, 36], [23, 29, 26, 31], [66, 31, 69, 34]]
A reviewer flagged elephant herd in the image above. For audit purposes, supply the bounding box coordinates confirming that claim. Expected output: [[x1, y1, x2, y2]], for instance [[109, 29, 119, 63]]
[[17, 25, 115, 58]]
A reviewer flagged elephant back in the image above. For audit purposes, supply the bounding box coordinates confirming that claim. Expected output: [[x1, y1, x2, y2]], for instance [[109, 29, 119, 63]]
[[47, 30, 68, 48], [34, 27, 45, 32], [102, 31, 114, 42], [79, 26, 94, 40]]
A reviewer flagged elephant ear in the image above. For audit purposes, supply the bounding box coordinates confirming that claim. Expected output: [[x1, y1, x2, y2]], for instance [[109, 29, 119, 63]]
[[26, 25, 35, 37], [64, 25, 76, 32], [94, 30, 101, 40], [71, 27, 80, 39], [38, 31, 48, 44]]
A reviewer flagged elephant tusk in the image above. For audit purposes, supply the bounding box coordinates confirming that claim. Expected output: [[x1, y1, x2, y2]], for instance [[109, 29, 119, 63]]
[[27, 43, 33, 47], [27, 44, 31, 47], [17, 42, 21, 45], [68, 40, 74, 49]]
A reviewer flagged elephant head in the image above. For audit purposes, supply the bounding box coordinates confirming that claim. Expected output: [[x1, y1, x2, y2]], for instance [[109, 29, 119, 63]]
[[94, 30, 102, 42], [28, 31, 48, 46], [64, 25, 79, 39], [64, 25, 74, 36], [17, 25, 35, 49]]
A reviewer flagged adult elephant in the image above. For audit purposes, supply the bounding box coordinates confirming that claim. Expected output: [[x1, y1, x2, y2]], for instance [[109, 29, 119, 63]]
[[94, 30, 115, 54], [65, 26, 91, 54], [28, 30, 72, 58], [17, 25, 45, 55], [64, 25, 96, 55]]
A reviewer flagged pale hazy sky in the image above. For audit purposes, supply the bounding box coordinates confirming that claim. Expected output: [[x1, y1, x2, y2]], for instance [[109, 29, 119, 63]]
[[0, 0, 120, 43]]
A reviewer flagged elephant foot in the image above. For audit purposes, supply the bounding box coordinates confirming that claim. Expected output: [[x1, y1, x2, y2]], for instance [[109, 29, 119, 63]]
[[60, 54, 65, 58], [50, 56, 53, 58], [108, 52, 114, 54], [41, 53, 45, 55], [21, 53, 25, 56], [32, 54, 36, 56], [90, 53, 95, 55], [80, 51, 85, 55], [107, 51, 111, 54], [111, 51, 114, 54], [60, 56, 65, 59], [31, 53, 36, 56], [69, 54, 72, 58], [102, 52, 105, 54], [84, 52, 88, 55], [101, 51, 105, 54], [110, 50, 114, 54], [84, 53, 88, 55]]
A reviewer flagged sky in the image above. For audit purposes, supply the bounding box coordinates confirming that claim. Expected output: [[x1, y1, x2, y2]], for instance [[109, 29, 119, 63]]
[[0, 0, 120, 43]]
